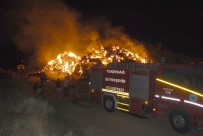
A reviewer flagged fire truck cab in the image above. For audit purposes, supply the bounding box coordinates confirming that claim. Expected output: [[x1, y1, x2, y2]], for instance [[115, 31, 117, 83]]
[[89, 62, 203, 133], [154, 63, 203, 133]]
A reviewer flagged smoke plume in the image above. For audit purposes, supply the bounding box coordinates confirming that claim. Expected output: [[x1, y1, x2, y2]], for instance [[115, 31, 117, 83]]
[[12, 0, 149, 70]]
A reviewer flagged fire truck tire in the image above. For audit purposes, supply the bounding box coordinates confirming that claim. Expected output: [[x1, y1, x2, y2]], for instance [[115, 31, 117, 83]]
[[103, 96, 115, 112], [169, 110, 191, 134]]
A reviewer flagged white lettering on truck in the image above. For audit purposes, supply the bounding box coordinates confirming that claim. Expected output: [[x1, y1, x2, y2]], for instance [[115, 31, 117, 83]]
[[106, 70, 125, 74], [105, 77, 126, 83], [106, 86, 124, 92]]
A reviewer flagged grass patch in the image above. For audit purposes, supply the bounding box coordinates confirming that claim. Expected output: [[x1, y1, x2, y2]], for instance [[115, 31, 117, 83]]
[[0, 76, 82, 136]]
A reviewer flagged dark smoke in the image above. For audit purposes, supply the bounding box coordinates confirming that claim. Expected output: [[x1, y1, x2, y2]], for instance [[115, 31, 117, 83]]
[[6, 0, 149, 70]]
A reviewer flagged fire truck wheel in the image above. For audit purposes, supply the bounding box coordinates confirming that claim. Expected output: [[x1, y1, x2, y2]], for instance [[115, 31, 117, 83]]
[[169, 110, 191, 134], [103, 96, 115, 112]]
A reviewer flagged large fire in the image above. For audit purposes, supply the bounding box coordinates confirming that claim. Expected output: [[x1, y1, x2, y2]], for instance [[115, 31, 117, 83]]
[[42, 45, 150, 79], [87, 45, 147, 65], [13, 0, 153, 80], [43, 51, 82, 79]]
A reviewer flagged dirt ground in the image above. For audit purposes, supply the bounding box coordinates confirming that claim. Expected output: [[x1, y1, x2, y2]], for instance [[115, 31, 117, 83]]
[[36, 79, 203, 136], [1, 75, 202, 136]]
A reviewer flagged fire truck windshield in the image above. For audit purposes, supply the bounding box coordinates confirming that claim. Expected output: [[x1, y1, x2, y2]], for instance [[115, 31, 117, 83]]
[[162, 68, 203, 93]]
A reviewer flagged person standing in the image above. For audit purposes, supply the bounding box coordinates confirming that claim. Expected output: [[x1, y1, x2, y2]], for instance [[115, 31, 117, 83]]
[[55, 78, 62, 98], [63, 75, 70, 96]]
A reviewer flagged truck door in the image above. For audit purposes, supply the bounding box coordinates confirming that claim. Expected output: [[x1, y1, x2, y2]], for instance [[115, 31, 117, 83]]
[[130, 73, 149, 115], [90, 68, 102, 104]]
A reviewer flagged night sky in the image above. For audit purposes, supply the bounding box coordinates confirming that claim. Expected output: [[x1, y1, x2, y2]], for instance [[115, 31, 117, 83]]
[[0, 0, 203, 70], [65, 0, 203, 57]]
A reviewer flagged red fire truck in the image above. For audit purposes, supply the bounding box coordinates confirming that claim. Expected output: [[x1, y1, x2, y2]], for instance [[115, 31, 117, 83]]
[[89, 62, 203, 133]]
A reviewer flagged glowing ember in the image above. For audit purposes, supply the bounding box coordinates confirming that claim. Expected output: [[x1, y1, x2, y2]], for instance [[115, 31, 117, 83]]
[[84, 45, 147, 65], [17, 64, 26, 73], [43, 45, 150, 79], [43, 51, 82, 78]]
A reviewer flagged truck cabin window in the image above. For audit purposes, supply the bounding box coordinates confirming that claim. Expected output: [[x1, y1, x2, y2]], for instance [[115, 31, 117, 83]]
[[162, 68, 203, 92]]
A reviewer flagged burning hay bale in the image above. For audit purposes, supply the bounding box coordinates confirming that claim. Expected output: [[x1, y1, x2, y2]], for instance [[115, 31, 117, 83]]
[[42, 45, 150, 80]]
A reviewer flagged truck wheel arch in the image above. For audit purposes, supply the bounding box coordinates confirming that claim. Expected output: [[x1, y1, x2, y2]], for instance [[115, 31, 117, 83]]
[[102, 94, 117, 112], [169, 108, 192, 133]]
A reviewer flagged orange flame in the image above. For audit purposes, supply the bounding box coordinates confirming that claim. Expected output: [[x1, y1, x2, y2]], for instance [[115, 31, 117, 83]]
[[87, 45, 147, 65], [42, 51, 82, 79], [43, 45, 150, 79]]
